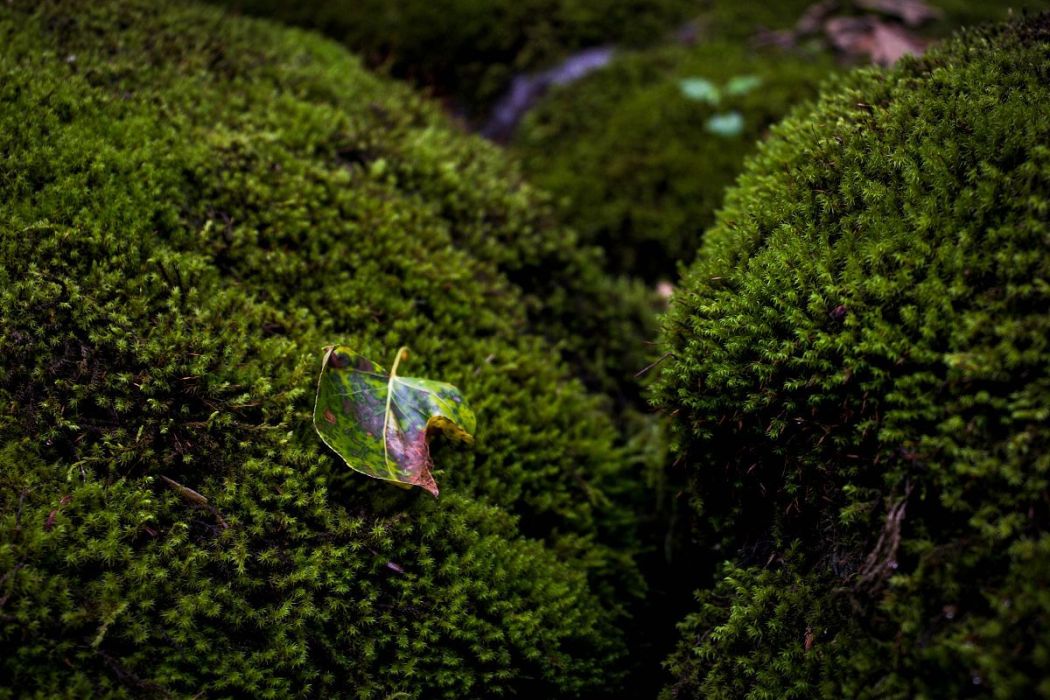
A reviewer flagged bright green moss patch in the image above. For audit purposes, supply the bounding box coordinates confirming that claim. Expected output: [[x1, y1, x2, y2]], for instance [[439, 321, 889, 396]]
[[0, 0, 649, 695], [656, 14, 1050, 698]]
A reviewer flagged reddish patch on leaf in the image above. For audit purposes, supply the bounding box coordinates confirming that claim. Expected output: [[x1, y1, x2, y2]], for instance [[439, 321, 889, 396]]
[[323, 408, 337, 425], [44, 510, 58, 531]]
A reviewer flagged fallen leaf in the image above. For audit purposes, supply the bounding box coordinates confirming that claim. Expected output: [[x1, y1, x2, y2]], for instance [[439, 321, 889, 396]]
[[825, 16, 927, 66], [868, 20, 927, 65], [313, 346, 476, 496]]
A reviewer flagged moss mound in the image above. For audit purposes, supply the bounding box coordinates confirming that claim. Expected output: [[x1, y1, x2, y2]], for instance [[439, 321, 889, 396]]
[[514, 37, 835, 280], [209, 0, 695, 114], [0, 1, 647, 696], [655, 14, 1050, 698]]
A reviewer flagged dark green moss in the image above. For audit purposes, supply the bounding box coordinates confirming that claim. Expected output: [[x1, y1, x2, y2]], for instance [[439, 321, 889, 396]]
[[926, 0, 1050, 33], [0, 1, 650, 696], [656, 14, 1050, 698], [207, 0, 697, 114]]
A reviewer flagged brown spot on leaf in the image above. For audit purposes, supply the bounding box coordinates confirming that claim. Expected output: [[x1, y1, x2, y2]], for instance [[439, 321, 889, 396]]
[[323, 408, 337, 425]]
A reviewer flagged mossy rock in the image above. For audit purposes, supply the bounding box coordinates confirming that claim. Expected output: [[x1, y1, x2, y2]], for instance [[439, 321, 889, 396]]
[[0, 1, 648, 696], [655, 14, 1050, 698], [207, 0, 697, 114]]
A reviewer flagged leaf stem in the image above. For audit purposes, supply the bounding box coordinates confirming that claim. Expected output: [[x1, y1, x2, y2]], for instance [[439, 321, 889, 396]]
[[382, 347, 409, 478]]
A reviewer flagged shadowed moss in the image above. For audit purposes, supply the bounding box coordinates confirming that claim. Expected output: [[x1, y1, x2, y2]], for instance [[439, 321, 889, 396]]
[[655, 14, 1050, 698], [0, 0, 652, 696], [207, 0, 698, 114]]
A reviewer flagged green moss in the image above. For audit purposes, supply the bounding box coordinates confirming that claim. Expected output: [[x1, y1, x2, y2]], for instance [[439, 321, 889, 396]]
[[926, 0, 1050, 33], [514, 37, 835, 279], [697, 0, 818, 39], [0, 0, 649, 695], [655, 14, 1050, 698], [661, 553, 855, 699], [207, 0, 697, 113]]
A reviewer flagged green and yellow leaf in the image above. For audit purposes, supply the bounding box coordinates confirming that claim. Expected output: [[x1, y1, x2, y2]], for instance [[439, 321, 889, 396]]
[[313, 346, 476, 496]]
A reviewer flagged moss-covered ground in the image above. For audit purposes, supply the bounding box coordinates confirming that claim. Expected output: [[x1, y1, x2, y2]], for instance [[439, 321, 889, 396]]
[[2, 1, 1049, 698]]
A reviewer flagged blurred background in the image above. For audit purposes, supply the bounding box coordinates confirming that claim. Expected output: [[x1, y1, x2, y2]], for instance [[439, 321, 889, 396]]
[[213, 0, 1048, 283]]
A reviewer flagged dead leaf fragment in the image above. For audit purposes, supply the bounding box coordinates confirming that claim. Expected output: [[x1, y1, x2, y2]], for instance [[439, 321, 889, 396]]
[[856, 0, 942, 27], [825, 16, 928, 66]]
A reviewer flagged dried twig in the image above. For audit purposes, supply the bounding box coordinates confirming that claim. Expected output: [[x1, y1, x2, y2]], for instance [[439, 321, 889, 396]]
[[160, 476, 228, 530], [857, 480, 913, 588]]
